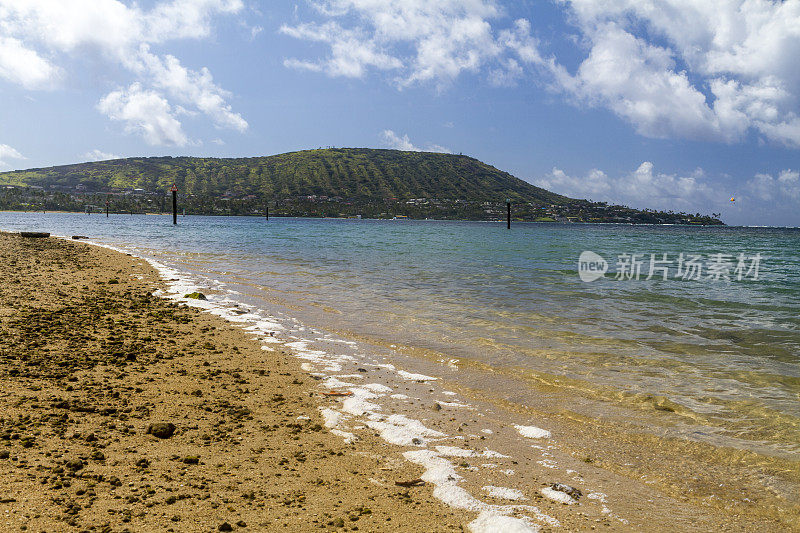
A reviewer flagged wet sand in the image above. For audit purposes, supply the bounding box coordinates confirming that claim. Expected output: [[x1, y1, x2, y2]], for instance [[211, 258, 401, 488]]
[[1, 231, 797, 532]]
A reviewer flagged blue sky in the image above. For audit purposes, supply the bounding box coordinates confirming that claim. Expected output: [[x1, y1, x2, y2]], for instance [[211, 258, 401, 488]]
[[0, 1, 799, 226]]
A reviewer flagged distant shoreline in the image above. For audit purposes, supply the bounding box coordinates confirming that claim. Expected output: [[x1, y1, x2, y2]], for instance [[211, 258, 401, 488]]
[[0, 208, 730, 226]]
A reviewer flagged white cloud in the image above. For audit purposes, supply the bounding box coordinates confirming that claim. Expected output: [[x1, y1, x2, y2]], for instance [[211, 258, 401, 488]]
[[489, 58, 523, 87], [381, 130, 451, 153], [553, 0, 800, 147], [97, 83, 188, 146], [82, 149, 120, 161], [0, 143, 25, 167], [426, 143, 453, 154], [280, 1, 800, 149], [133, 48, 248, 132], [534, 162, 800, 224], [382, 130, 419, 151], [535, 162, 718, 213], [0, 0, 246, 144], [552, 24, 724, 141], [280, 1, 545, 88], [0, 143, 24, 160], [0, 36, 61, 89], [142, 0, 243, 42], [745, 169, 800, 202], [249, 25, 263, 40], [281, 21, 403, 78]]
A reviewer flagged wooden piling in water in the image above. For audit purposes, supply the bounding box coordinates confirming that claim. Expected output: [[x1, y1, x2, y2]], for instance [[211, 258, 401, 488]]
[[171, 184, 178, 225]]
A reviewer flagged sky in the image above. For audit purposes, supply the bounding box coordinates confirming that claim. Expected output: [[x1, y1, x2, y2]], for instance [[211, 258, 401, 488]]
[[0, 1, 799, 226]]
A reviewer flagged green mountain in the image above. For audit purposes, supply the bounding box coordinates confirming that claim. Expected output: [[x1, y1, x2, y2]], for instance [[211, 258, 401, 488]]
[[0, 148, 722, 224], [0, 148, 566, 202]]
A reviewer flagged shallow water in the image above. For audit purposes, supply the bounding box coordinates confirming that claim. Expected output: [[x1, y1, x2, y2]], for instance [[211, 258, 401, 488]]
[[2, 213, 799, 459]]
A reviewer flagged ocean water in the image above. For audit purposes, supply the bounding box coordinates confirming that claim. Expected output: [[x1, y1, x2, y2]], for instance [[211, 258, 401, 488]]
[[3, 212, 799, 460]]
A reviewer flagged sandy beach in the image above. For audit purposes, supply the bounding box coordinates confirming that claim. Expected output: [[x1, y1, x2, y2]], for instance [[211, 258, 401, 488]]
[[1, 230, 797, 532], [0, 232, 473, 532]]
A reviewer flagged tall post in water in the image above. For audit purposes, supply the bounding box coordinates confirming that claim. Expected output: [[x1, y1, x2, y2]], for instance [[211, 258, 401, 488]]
[[265, 202, 269, 221], [506, 198, 511, 229], [171, 184, 178, 225], [106, 196, 109, 218]]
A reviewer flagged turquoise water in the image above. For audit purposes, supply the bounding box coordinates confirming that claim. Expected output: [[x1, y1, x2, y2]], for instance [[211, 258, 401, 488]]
[[2, 212, 799, 457]]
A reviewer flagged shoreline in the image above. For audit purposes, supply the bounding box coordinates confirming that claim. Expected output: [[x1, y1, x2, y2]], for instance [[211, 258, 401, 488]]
[[1, 231, 797, 531], [0, 232, 471, 532], [0, 209, 732, 226]]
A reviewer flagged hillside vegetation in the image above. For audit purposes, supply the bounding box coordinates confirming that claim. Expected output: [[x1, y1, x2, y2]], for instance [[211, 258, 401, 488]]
[[0, 148, 565, 203], [0, 148, 722, 224]]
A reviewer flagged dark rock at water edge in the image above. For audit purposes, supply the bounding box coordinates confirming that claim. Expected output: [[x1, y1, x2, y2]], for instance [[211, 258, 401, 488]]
[[184, 292, 207, 300]]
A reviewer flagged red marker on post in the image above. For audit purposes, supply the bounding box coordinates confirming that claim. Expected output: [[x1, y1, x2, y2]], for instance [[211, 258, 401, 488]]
[[171, 184, 178, 225]]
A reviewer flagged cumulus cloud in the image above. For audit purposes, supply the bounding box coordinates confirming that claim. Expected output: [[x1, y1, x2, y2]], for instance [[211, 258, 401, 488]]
[[280, 1, 545, 88], [0, 37, 61, 89], [745, 169, 800, 202], [281, 1, 800, 149], [382, 130, 418, 151], [132, 48, 248, 132], [535, 162, 719, 213], [534, 162, 800, 224], [0, 0, 246, 144], [281, 21, 403, 78], [0, 143, 25, 167], [553, 0, 800, 147], [381, 130, 451, 153], [97, 83, 188, 146], [82, 149, 120, 162]]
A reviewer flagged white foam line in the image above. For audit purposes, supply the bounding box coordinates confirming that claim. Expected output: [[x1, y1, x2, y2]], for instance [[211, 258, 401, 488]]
[[515, 425, 551, 439], [481, 486, 527, 501], [437, 401, 473, 408], [541, 487, 576, 505], [435, 446, 477, 458], [397, 370, 438, 381], [331, 429, 357, 444], [362, 383, 393, 393], [468, 512, 540, 533], [342, 393, 382, 417], [434, 446, 510, 459], [364, 414, 446, 446], [59, 236, 570, 532], [404, 450, 559, 526], [320, 408, 345, 429]]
